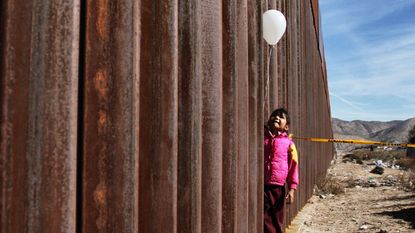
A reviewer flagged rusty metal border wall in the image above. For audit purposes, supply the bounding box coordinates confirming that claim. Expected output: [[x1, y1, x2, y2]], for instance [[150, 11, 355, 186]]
[[1, 0, 333, 232]]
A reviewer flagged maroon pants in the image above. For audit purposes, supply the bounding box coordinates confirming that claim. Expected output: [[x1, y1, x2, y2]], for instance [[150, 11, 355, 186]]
[[264, 185, 286, 233]]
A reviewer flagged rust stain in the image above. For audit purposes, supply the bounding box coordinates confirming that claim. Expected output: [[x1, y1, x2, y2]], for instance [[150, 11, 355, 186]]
[[97, 110, 108, 134], [94, 69, 109, 100], [94, 183, 107, 205], [93, 182, 108, 230], [96, 0, 109, 40]]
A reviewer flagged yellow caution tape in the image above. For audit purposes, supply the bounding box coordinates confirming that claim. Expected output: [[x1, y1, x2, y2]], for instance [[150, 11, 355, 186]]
[[292, 136, 415, 148]]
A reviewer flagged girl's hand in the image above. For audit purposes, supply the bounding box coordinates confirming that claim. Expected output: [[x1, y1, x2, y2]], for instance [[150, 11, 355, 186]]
[[286, 189, 295, 204]]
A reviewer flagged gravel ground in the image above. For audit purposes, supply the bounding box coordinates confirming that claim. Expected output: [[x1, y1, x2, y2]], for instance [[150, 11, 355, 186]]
[[293, 155, 415, 233]]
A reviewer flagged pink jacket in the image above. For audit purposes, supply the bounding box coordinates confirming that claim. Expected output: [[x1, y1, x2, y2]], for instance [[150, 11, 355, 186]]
[[264, 128, 299, 189]]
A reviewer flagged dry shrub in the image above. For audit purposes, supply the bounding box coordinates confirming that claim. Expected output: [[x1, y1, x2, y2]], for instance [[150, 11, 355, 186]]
[[343, 150, 406, 163], [373, 150, 406, 161], [315, 174, 345, 195], [395, 157, 415, 170], [344, 176, 358, 188], [342, 155, 363, 164], [397, 171, 415, 191], [348, 151, 371, 160]]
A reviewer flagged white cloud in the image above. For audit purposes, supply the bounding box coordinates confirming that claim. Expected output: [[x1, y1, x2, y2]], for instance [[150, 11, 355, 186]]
[[329, 92, 365, 111]]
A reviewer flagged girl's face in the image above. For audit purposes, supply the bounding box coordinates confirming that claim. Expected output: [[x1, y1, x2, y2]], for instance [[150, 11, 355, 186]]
[[268, 113, 289, 132]]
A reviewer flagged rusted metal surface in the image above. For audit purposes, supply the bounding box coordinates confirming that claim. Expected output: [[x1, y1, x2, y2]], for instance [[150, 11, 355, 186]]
[[199, 1, 223, 233], [222, 0, 240, 232], [0, 1, 80, 233], [222, 1, 252, 232], [266, 0, 334, 228], [1, 0, 333, 232], [177, 1, 202, 233], [82, 0, 140, 232], [0, 2, 33, 233], [247, 1, 266, 233], [137, 1, 179, 233]]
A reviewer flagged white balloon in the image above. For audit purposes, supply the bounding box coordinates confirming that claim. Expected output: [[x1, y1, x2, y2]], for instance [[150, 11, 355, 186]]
[[262, 10, 287, 45]]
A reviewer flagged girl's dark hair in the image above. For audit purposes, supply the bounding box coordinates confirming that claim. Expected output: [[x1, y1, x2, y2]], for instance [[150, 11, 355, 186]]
[[270, 108, 290, 125]]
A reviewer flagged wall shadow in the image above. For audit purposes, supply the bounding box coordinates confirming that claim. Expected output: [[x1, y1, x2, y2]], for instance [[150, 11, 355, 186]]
[[377, 207, 415, 229]]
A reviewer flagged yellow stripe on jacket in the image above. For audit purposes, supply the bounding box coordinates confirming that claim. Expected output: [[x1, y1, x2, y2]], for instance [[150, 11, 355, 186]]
[[290, 143, 298, 163]]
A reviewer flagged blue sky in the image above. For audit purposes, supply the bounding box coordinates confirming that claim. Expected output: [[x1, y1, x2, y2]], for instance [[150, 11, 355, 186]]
[[320, 0, 415, 121]]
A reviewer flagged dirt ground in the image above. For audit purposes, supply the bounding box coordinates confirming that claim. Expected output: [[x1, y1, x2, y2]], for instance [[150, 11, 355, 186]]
[[295, 154, 415, 233]]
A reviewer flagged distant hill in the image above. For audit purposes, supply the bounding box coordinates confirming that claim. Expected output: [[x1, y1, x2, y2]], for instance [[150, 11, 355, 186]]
[[332, 117, 415, 153]]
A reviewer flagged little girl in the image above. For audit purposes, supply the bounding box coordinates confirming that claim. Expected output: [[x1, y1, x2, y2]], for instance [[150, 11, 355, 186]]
[[264, 108, 299, 233]]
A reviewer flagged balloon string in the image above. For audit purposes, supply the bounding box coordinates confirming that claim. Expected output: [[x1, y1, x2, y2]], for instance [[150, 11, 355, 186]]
[[265, 46, 274, 114]]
